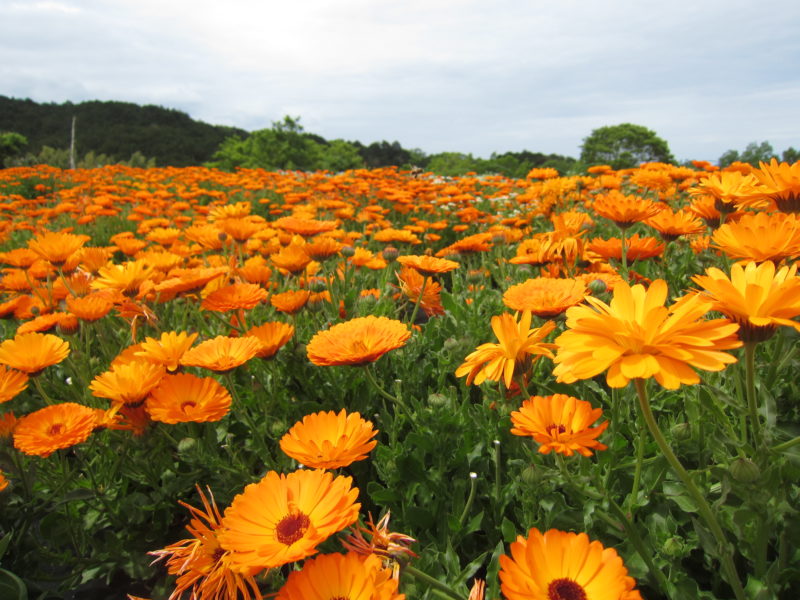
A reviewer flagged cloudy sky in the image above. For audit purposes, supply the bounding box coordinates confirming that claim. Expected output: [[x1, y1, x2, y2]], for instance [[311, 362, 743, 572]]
[[3, 0, 799, 162]]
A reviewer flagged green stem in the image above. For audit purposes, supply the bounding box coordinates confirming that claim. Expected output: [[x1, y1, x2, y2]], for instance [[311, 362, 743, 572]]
[[744, 342, 761, 448], [403, 565, 463, 600], [32, 376, 55, 405], [771, 435, 800, 453], [628, 402, 646, 511], [619, 226, 629, 281], [408, 275, 428, 327], [363, 364, 411, 415], [493, 440, 501, 502], [633, 379, 745, 600], [225, 372, 273, 465], [458, 472, 478, 527]]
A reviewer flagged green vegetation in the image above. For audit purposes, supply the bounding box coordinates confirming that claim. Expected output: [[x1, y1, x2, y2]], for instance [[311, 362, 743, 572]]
[[580, 123, 675, 169], [718, 141, 800, 167]]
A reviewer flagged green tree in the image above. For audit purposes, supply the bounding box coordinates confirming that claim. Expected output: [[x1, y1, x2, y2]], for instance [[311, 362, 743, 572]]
[[318, 139, 364, 172], [739, 141, 776, 166], [580, 123, 674, 169], [782, 147, 800, 164], [425, 152, 479, 176], [0, 131, 28, 167]]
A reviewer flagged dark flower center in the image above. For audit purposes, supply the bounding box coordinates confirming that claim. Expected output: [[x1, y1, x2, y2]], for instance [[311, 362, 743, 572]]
[[547, 423, 567, 436], [180, 401, 197, 412], [548, 578, 587, 600], [48, 423, 65, 436], [276, 512, 310, 545]]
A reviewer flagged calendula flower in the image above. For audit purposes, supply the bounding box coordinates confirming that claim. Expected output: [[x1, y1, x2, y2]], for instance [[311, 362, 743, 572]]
[[274, 216, 338, 237], [245, 322, 294, 359], [691, 261, 800, 343], [341, 511, 418, 561], [587, 234, 665, 262], [690, 170, 768, 213], [92, 261, 155, 296], [455, 312, 557, 388], [752, 158, 800, 212], [510, 394, 608, 457], [0, 412, 18, 437], [467, 579, 486, 600], [280, 409, 378, 469], [13, 402, 96, 458], [711, 212, 800, 263], [499, 528, 642, 600], [180, 336, 261, 372], [218, 469, 360, 570], [0, 332, 70, 375], [270, 237, 313, 273], [135, 331, 199, 372], [395, 266, 445, 316], [645, 208, 706, 241], [201, 282, 268, 312], [27, 231, 90, 266], [592, 190, 663, 229], [396, 255, 459, 275], [90, 360, 166, 406], [146, 373, 232, 424], [276, 552, 404, 600], [149, 486, 262, 600], [66, 293, 115, 322], [0, 366, 29, 403], [270, 289, 311, 314], [503, 278, 587, 318], [306, 316, 410, 367], [552, 279, 741, 389]]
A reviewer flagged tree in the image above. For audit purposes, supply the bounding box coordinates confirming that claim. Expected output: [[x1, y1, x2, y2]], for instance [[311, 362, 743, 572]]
[[0, 131, 28, 167], [782, 147, 800, 164], [718, 141, 777, 167], [580, 123, 674, 169]]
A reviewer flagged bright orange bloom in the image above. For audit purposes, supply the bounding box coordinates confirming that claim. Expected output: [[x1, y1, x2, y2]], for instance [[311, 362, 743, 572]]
[[276, 552, 404, 600], [146, 373, 232, 424], [553, 280, 742, 389], [395, 266, 445, 316], [0, 411, 18, 437], [592, 190, 663, 229], [0, 470, 8, 492], [149, 486, 262, 600], [280, 409, 378, 469], [305, 237, 343, 260], [180, 335, 261, 372], [692, 261, 800, 342], [245, 322, 294, 359], [135, 331, 199, 372], [201, 282, 268, 312], [752, 158, 800, 212], [645, 208, 706, 241], [270, 237, 312, 273], [711, 212, 800, 263], [218, 469, 360, 570], [341, 511, 418, 561], [27, 231, 90, 266], [274, 216, 339, 237], [396, 254, 459, 275], [0, 366, 29, 403], [13, 402, 96, 458], [270, 289, 311, 314], [90, 360, 166, 406], [66, 293, 115, 322], [510, 394, 608, 457], [467, 579, 486, 600], [503, 277, 587, 318], [690, 170, 768, 212], [587, 234, 665, 262], [92, 261, 155, 296], [499, 528, 642, 600], [306, 316, 410, 367], [0, 332, 70, 375], [455, 312, 557, 388], [349, 247, 387, 270]]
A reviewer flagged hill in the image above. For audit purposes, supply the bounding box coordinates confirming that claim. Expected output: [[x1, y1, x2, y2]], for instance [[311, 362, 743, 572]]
[[0, 96, 247, 167]]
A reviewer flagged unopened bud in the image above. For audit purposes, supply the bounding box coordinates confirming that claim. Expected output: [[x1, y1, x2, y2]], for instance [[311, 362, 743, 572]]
[[341, 246, 355, 257], [730, 457, 760, 484], [587, 279, 607, 294]]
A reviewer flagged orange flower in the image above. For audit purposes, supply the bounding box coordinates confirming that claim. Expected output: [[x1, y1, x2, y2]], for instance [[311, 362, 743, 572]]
[[711, 212, 800, 263], [587, 234, 665, 262], [396, 254, 459, 275], [510, 394, 608, 457], [273, 216, 338, 237], [27, 231, 90, 266], [218, 469, 360, 570], [92, 261, 155, 296], [146, 373, 232, 424], [645, 208, 706, 241], [503, 277, 587, 318], [455, 312, 557, 388], [395, 266, 445, 316], [690, 170, 768, 213], [306, 316, 410, 366], [149, 486, 262, 600], [692, 261, 800, 342], [552, 279, 741, 389], [135, 331, 199, 372], [341, 511, 418, 561], [0, 470, 8, 492], [0, 332, 70, 375], [276, 552, 404, 600], [270, 237, 313, 273], [280, 409, 378, 469], [180, 335, 261, 372], [13, 402, 96, 458], [305, 237, 343, 260], [0, 366, 29, 403], [0, 411, 18, 437], [752, 158, 800, 212], [592, 190, 663, 229], [201, 282, 268, 312], [66, 293, 115, 322], [270, 289, 311, 314], [499, 528, 642, 600], [90, 360, 167, 406], [245, 322, 294, 358]]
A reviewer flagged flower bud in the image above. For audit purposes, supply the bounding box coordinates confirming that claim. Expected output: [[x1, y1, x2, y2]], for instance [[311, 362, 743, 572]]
[[729, 457, 760, 484], [587, 279, 607, 294], [670, 422, 692, 441], [341, 245, 355, 257]]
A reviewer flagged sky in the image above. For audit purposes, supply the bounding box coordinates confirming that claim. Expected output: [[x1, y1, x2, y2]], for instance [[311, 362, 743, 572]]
[[2, 0, 799, 163]]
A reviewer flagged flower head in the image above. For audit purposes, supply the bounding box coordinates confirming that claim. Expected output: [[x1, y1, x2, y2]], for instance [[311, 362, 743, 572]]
[[27, 231, 90, 266], [503, 278, 587, 318], [499, 528, 641, 600], [510, 394, 608, 457], [218, 469, 360, 570], [245, 322, 294, 359], [180, 336, 261, 372], [711, 212, 800, 263], [341, 511, 418, 561], [0, 332, 70, 375], [135, 331, 199, 372], [396, 255, 460, 276], [90, 360, 166, 406], [13, 402, 96, 458], [0, 366, 29, 404], [146, 373, 232, 424], [752, 158, 800, 212], [456, 312, 557, 388], [280, 409, 378, 469], [553, 279, 741, 389], [201, 282, 268, 312], [307, 316, 410, 367]]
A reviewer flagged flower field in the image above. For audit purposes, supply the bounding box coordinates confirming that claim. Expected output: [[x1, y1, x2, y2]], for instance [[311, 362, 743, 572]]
[[0, 160, 799, 600]]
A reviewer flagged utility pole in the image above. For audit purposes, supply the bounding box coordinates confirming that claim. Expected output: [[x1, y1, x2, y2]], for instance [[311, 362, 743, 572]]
[[69, 115, 76, 169]]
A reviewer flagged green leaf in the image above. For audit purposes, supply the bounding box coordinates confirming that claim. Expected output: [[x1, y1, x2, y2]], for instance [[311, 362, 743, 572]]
[[662, 481, 699, 513], [0, 568, 27, 600], [501, 517, 518, 542], [0, 533, 10, 563]]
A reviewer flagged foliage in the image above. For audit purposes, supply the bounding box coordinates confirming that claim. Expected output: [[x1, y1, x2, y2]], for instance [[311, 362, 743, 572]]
[[0, 132, 28, 168], [9, 146, 156, 169], [580, 123, 675, 169], [718, 141, 784, 167]]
